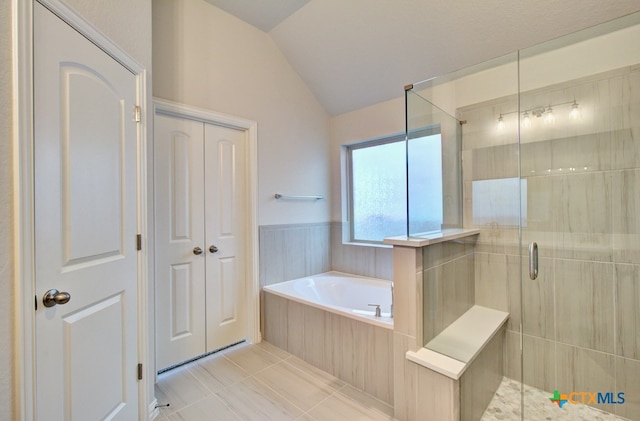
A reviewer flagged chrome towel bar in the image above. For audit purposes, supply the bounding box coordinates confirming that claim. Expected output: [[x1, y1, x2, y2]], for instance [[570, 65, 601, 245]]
[[274, 193, 324, 201]]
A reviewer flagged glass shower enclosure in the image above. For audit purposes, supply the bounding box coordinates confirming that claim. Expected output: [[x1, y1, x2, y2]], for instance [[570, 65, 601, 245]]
[[407, 10, 640, 420]]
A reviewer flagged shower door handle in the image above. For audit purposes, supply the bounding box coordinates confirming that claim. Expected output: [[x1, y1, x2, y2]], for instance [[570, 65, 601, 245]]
[[528, 242, 538, 280]]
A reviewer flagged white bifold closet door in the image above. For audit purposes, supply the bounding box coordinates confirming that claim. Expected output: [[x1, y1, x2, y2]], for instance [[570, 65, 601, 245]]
[[155, 113, 247, 370]]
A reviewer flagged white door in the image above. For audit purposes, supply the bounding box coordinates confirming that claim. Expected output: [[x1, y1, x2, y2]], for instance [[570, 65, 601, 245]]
[[154, 114, 207, 369], [155, 115, 248, 370], [204, 123, 247, 351], [34, 3, 139, 420]]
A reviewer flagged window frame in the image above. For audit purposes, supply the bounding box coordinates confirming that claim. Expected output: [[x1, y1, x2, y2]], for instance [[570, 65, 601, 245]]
[[345, 133, 407, 244], [344, 126, 441, 244]]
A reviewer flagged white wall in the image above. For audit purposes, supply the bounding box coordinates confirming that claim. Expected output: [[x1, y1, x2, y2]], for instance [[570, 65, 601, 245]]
[[2, 1, 152, 419], [153, 0, 331, 226]]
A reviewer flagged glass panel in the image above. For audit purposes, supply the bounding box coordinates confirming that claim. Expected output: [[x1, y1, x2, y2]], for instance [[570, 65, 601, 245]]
[[351, 140, 406, 242], [406, 87, 461, 237], [409, 52, 521, 420], [409, 11, 640, 421], [519, 12, 640, 420], [407, 132, 443, 234], [412, 53, 520, 370]]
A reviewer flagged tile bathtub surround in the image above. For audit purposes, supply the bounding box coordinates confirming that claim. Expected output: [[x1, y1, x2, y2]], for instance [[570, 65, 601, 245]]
[[258, 223, 331, 289], [262, 291, 395, 405], [259, 222, 331, 337], [155, 341, 395, 421], [258, 221, 392, 294], [330, 222, 394, 280]]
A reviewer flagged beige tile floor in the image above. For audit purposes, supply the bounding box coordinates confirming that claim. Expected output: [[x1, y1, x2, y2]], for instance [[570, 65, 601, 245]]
[[156, 340, 632, 420], [154, 341, 396, 421]]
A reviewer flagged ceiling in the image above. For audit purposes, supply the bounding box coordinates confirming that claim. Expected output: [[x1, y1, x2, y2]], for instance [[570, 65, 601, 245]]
[[205, 0, 640, 116]]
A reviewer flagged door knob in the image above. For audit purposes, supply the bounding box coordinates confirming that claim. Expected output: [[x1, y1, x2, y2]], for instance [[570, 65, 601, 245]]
[[43, 289, 71, 307], [193, 247, 203, 255], [209, 245, 218, 253]]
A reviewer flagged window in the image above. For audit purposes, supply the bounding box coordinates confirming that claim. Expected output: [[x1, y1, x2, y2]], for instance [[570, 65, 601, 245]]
[[345, 128, 442, 243]]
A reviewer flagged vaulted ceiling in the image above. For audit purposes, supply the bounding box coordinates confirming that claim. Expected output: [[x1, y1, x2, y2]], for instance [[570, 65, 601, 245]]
[[205, 0, 640, 116]]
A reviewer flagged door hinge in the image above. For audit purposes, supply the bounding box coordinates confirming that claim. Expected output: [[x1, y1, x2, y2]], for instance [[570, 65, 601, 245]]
[[35, 295, 38, 311], [134, 105, 141, 123], [136, 234, 142, 251], [137, 363, 143, 380]]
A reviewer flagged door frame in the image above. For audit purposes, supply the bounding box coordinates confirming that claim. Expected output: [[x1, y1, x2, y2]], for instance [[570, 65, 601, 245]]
[[152, 97, 261, 354], [13, 0, 150, 419]]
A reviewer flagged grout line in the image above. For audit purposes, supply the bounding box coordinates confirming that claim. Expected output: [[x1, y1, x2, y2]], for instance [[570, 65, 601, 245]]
[[160, 394, 210, 420], [296, 383, 345, 419], [249, 371, 311, 415], [280, 357, 344, 391], [333, 384, 395, 418], [210, 392, 245, 421]]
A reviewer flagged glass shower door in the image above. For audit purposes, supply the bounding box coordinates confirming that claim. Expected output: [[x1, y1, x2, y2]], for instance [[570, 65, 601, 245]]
[[519, 13, 640, 420]]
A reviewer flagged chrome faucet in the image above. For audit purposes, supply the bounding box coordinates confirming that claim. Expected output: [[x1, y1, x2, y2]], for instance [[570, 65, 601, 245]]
[[368, 304, 382, 317]]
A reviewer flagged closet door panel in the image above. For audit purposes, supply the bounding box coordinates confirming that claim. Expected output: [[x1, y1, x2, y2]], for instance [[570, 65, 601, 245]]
[[204, 123, 248, 351], [155, 114, 206, 369]]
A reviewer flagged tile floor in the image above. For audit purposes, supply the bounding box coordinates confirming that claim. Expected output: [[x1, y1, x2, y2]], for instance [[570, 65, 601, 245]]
[[156, 341, 628, 420], [154, 341, 395, 420]]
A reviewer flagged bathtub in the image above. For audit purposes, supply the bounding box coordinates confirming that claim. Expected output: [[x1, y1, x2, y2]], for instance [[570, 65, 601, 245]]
[[262, 271, 395, 404], [262, 271, 393, 329]]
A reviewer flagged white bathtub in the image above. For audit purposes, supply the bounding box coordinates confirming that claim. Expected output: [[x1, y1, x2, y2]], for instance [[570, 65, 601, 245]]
[[263, 271, 393, 329]]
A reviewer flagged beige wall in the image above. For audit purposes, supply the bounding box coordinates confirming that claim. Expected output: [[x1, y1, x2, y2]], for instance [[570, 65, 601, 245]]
[[2, 1, 152, 419], [153, 0, 331, 226], [64, 0, 152, 70], [328, 96, 405, 222]]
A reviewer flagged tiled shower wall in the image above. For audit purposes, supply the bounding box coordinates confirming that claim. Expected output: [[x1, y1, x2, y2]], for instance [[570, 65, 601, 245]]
[[422, 240, 476, 344], [461, 66, 640, 419], [258, 222, 393, 290]]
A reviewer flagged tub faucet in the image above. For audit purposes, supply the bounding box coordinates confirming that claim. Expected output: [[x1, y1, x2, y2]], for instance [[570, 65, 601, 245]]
[[368, 304, 382, 317]]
